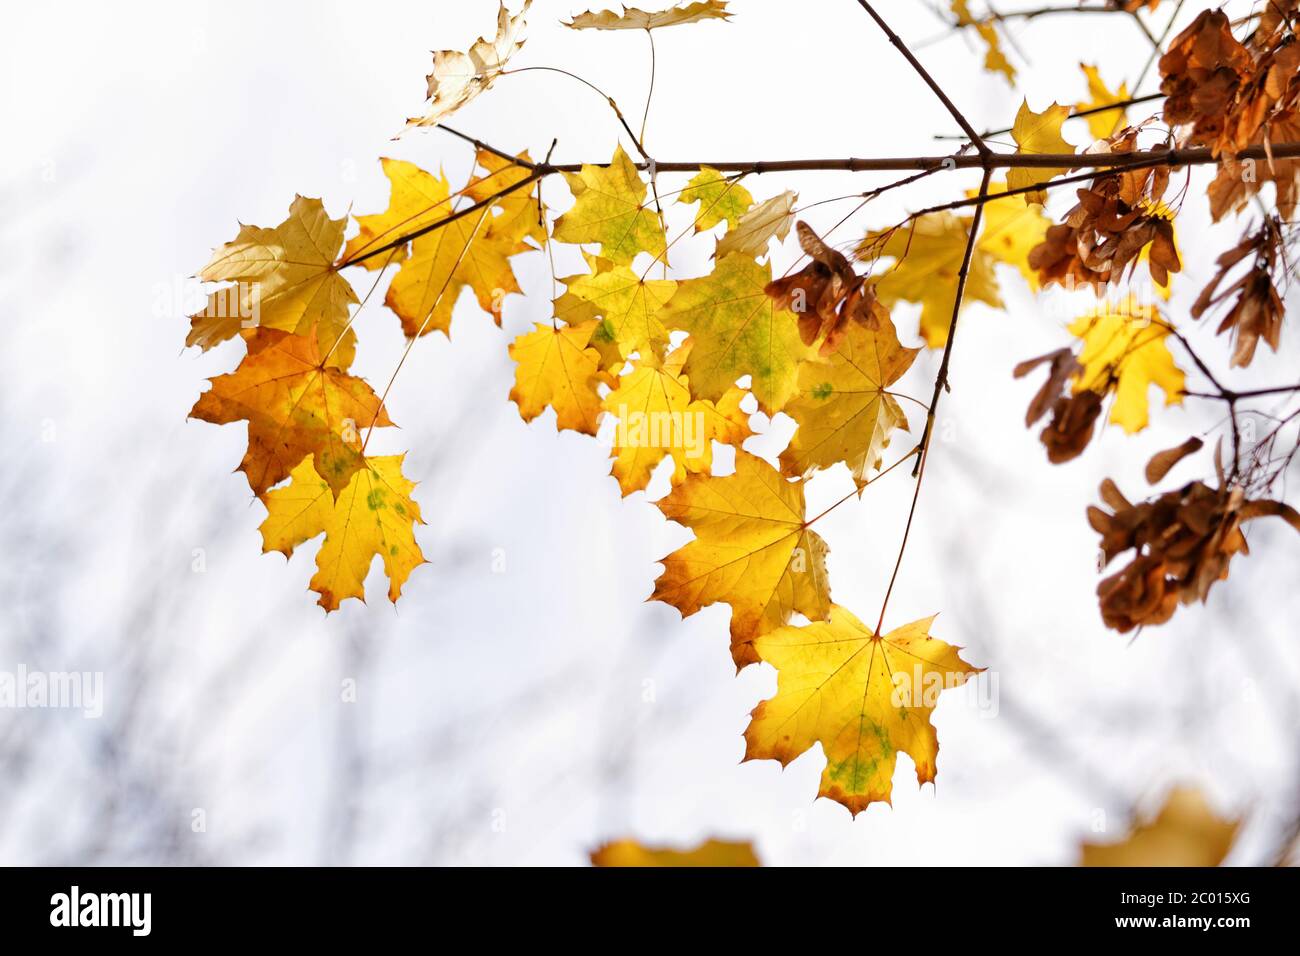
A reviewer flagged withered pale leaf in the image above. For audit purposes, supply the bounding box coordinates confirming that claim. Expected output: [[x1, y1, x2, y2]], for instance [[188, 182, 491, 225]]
[[566, 1, 732, 31], [715, 190, 797, 260], [404, 1, 532, 130]]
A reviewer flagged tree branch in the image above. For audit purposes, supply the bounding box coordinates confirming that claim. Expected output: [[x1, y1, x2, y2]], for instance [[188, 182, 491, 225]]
[[537, 140, 1300, 174], [342, 138, 1300, 270]]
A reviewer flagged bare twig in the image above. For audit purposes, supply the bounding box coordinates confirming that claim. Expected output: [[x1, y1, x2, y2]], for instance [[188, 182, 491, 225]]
[[854, 0, 990, 155], [875, 167, 995, 635], [934, 92, 1166, 141]]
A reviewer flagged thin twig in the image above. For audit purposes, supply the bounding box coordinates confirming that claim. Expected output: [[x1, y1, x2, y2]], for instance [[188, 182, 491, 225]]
[[1184, 384, 1300, 401], [501, 66, 650, 161], [854, 0, 990, 155], [934, 93, 1165, 141], [436, 125, 537, 168], [1134, 0, 1185, 90], [339, 169, 542, 269], [875, 167, 995, 636], [640, 29, 656, 145]]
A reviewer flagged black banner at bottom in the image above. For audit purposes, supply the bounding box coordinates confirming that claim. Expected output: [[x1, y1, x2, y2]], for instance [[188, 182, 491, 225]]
[[0, 865, 1286, 941]]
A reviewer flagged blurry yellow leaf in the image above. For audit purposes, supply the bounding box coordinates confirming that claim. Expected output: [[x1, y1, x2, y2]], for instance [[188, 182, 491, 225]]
[[1077, 64, 1130, 141], [1080, 788, 1239, 866], [976, 182, 1052, 290], [590, 838, 758, 867], [1069, 295, 1184, 433], [951, 1, 1016, 84], [858, 212, 1002, 348]]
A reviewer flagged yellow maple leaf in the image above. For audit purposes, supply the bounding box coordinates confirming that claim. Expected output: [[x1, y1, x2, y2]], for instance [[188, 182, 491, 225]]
[[951, 0, 1016, 84], [1069, 295, 1184, 434], [553, 257, 626, 371], [653, 450, 831, 667], [563, 262, 676, 358], [259, 455, 425, 612], [715, 190, 797, 260], [341, 158, 454, 269], [382, 169, 523, 337], [404, 0, 531, 130], [1080, 788, 1239, 866], [186, 195, 358, 361], [1076, 64, 1130, 141], [508, 320, 606, 435], [779, 316, 918, 488], [659, 253, 808, 413], [976, 181, 1051, 290], [677, 166, 754, 232], [590, 837, 759, 867], [858, 212, 1003, 348], [602, 341, 751, 495], [464, 148, 546, 253], [745, 605, 979, 814], [553, 145, 666, 266], [189, 329, 392, 498], [1007, 99, 1077, 205], [566, 1, 732, 30]]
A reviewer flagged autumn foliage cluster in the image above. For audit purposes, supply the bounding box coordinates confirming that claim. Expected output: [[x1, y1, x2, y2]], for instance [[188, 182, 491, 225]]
[[185, 0, 1300, 818]]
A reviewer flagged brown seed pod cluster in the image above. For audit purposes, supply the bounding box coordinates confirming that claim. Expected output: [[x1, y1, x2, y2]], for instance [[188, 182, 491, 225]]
[[1027, 130, 1180, 292], [765, 220, 889, 357], [1013, 348, 1103, 464], [1161, 7, 1300, 219], [1191, 218, 1287, 368], [1089, 478, 1300, 633]]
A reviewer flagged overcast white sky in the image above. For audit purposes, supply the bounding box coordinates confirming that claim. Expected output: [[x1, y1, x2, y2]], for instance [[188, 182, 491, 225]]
[[2, 0, 1297, 865]]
